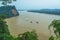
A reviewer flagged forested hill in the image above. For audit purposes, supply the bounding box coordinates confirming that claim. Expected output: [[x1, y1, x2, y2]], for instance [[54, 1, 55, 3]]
[[27, 9, 60, 15], [0, 5, 19, 18]]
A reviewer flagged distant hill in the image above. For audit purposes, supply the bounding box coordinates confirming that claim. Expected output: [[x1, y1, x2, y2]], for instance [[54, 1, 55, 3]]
[[0, 5, 19, 18], [27, 9, 60, 15]]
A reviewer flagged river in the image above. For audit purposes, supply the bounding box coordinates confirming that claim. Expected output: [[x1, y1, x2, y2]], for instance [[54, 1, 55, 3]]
[[6, 11, 60, 40]]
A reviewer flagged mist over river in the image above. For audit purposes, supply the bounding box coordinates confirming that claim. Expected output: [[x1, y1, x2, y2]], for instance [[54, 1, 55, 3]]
[[6, 11, 60, 40]]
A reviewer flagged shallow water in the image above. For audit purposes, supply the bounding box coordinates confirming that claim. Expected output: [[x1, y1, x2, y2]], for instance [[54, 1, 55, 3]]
[[6, 11, 60, 40]]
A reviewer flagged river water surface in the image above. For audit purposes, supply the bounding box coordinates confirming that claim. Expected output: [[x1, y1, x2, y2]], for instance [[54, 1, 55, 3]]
[[6, 11, 60, 40]]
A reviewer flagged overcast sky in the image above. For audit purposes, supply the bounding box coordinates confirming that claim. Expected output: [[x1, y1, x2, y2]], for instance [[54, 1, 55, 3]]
[[0, 0, 60, 10]]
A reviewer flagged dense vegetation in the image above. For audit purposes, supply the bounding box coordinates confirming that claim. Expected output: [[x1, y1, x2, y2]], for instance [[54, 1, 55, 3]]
[[0, 6, 19, 18], [15, 30, 38, 40], [28, 9, 60, 15], [0, 15, 14, 40], [48, 20, 60, 40]]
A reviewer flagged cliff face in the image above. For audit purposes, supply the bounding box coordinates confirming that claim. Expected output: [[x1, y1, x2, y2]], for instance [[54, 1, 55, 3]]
[[0, 5, 19, 18]]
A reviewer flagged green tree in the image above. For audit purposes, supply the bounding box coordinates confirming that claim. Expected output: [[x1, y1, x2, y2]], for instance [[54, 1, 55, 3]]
[[0, 0, 16, 5], [49, 36, 54, 40], [0, 14, 7, 20], [0, 33, 14, 40], [0, 15, 9, 34], [48, 19, 60, 40], [0, 15, 14, 40], [15, 30, 38, 40]]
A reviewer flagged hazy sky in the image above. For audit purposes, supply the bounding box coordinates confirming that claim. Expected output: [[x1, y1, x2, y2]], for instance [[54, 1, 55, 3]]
[[0, 0, 60, 10]]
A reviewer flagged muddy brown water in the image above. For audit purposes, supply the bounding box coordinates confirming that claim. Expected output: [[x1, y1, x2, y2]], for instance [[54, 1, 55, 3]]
[[6, 11, 60, 40]]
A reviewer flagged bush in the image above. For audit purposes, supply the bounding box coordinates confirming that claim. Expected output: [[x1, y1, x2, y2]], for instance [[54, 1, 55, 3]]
[[0, 14, 7, 20], [0, 33, 14, 40], [48, 20, 60, 40], [15, 30, 38, 40], [49, 36, 54, 40]]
